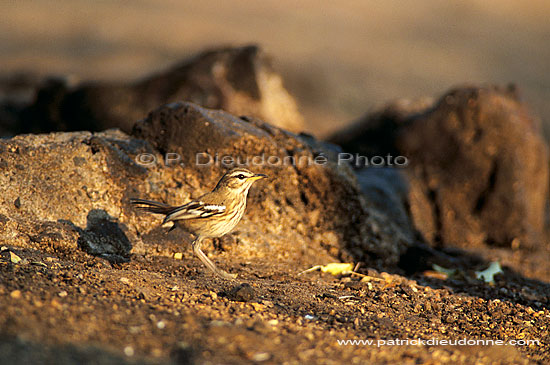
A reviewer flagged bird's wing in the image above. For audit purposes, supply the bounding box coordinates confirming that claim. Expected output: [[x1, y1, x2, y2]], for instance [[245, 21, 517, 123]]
[[163, 200, 226, 223]]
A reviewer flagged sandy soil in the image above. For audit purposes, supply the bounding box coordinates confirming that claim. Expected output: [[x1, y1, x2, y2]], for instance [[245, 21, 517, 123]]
[[1, 237, 549, 364]]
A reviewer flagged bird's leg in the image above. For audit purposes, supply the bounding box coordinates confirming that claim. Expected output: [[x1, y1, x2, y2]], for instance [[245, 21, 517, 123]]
[[192, 237, 237, 280]]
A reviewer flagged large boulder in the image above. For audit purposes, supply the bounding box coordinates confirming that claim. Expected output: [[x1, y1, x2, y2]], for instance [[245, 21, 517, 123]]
[[0, 73, 43, 136], [17, 45, 304, 135], [0, 102, 412, 272], [129, 102, 414, 268], [330, 86, 549, 250]]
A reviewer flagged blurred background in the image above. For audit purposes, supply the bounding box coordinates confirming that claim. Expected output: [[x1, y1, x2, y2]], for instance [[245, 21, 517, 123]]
[[2, 0, 549, 137]]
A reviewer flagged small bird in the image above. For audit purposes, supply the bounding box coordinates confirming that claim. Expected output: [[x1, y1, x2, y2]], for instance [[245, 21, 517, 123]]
[[130, 168, 267, 279]]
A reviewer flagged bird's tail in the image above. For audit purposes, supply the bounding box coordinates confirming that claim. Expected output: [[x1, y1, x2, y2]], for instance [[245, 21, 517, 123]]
[[129, 198, 176, 215]]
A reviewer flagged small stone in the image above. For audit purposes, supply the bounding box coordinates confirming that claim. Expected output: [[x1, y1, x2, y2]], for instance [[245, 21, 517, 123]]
[[228, 283, 255, 302], [124, 346, 134, 357], [73, 156, 86, 167], [33, 300, 43, 307], [210, 320, 227, 327], [58, 291, 68, 297], [50, 299, 63, 309], [251, 352, 271, 362], [344, 281, 362, 290], [251, 303, 265, 312], [14, 197, 21, 209], [10, 290, 22, 299], [173, 252, 183, 260], [156, 320, 166, 329]]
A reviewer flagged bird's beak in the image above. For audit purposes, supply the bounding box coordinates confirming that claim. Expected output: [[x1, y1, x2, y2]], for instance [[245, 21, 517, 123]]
[[251, 173, 268, 180]]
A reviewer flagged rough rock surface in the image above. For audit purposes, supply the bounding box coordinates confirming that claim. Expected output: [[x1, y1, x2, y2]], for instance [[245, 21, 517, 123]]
[[355, 167, 416, 243], [15, 45, 304, 136], [133, 102, 416, 267], [331, 86, 549, 250], [0, 102, 411, 273]]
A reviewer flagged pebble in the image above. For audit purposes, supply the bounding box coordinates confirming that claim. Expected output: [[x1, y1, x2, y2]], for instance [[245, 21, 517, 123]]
[[229, 283, 255, 302], [251, 352, 271, 362], [124, 346, 134, 357]]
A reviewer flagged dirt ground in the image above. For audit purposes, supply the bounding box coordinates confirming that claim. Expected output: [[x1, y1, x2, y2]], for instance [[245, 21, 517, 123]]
[[1, 230, 549, 364]]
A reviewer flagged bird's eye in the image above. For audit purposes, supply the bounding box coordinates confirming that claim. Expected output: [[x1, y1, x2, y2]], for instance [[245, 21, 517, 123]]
[[237, 174, 246, 180]]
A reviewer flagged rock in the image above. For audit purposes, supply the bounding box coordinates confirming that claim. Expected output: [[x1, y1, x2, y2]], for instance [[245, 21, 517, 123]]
[[0, 73, 43, 137], [330, 85, 549, 249], [0, 129, 145, 258], [227, 283, 256, 302], [329, 96, 434, 157], [17, 45, 304, 135], [132, 101, 414, 268], [0, 102, 412, 270], [355, 167, 415, 241]]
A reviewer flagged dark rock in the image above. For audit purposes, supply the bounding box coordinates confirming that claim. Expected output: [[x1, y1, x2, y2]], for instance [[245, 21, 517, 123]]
[[228, 283, 256, 302], [0, 73, 43, 137], [330, 85, 549, 249], [20, 78, 72, 133], [355, 167, 415, 241], [16, 45, 304, 136]]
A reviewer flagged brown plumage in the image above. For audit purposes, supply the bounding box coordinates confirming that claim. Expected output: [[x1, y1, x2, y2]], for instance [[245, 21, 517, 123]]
[[131, 168, 267, 279]]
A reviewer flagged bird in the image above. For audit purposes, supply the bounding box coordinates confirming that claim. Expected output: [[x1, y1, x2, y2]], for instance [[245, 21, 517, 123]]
[[130, 168, 267, 279]]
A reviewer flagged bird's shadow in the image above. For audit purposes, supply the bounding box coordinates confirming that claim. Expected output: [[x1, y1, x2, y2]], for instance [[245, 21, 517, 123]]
[[59, 209, 132, 263]]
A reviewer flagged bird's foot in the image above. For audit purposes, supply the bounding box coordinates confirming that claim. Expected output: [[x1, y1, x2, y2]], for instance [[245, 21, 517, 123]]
[[215, 269, 238, 280]]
